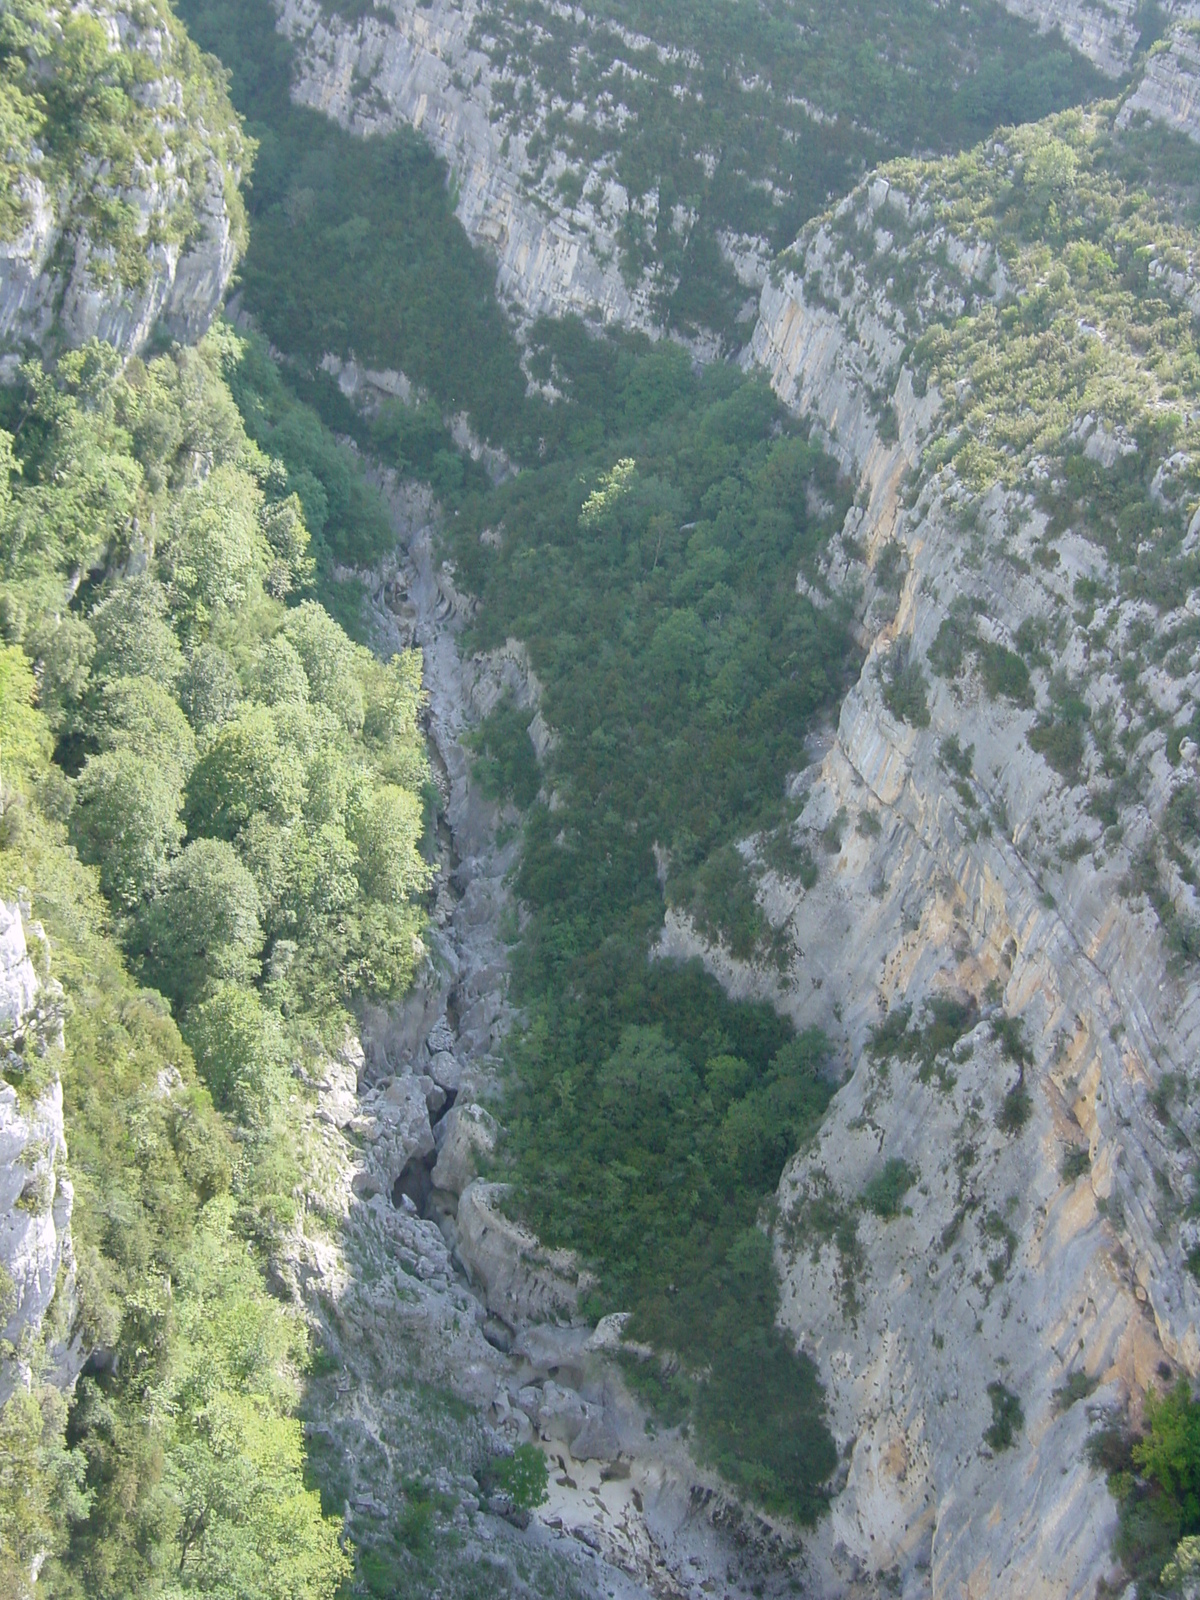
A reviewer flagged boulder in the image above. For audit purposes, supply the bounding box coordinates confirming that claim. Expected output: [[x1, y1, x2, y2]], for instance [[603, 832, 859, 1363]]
[[534, 1380, 594, 1447], [456, 1181, 593, 1323], [353, 1075, 434, 1198], [432, 1102, 498, 1195]]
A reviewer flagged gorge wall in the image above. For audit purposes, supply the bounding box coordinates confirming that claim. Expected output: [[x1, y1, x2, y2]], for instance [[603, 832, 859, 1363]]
[[0, 0, 246, 366], [0, 899, 75, 1409], [657, 122, 1200, 1594]]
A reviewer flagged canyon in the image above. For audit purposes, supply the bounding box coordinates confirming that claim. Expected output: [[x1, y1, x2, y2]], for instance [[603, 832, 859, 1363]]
[[4, 0, 1200, 1593], [258, 7, 1200, 1594]]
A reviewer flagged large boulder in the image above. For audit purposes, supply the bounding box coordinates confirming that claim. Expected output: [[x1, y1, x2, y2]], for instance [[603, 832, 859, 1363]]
[[456, 1181, 594, 1325], [431, 1101, 498, 1196], [352, 1074, 435, 1199]]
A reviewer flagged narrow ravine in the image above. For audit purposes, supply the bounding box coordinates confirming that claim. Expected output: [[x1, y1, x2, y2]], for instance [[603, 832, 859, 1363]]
[[282, 465, 809, 1600]]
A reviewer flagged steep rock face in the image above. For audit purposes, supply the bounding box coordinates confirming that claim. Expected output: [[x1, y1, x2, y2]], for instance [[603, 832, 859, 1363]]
[[1118, 22, 1200, 143], [457, 1180, 594, 1323], [745, 172, 960, 548], [0, 902, 73, 1405], [987, 0, 1200, 81], [992, 0, 1144, 77], [656, 127, 1200, 1595], [276, 0, 656, 334], [0, 0, 246, 365]]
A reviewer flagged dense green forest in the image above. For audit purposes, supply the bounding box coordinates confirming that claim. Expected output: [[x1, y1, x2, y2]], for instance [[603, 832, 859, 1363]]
[[447, 341, 858, 1515], [0, 326, 431, 1592]]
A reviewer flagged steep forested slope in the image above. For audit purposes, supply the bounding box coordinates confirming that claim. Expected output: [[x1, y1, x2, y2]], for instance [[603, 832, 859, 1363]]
[[0, 325, 431, 1593]]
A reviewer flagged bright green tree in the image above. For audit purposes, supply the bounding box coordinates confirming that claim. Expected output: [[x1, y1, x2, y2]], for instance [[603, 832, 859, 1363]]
[[182, 984, 289, 1127], [185, 705, 306, 840], [348, 783, 432, 904], [92, 676, 197, 777], [72, 749, 186, 910], [135, 839, 263, 1008], [151, 1200, 351, 1599]]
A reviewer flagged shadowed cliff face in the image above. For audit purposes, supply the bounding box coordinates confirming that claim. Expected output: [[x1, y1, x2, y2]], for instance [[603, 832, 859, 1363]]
[[0, 0, 247, 366]]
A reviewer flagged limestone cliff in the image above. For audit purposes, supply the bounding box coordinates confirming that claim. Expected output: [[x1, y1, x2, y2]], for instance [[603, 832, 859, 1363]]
[[653, 112, 1200, 1595], [988, 0, 1200, 80], [274, 0, 1126, 356], [0, 900, 74, 1406], [0, 0, 247, 366], [276, 0, 658, 335], [1118, 21, 1200, 143], [993, 0, 1145, 77]]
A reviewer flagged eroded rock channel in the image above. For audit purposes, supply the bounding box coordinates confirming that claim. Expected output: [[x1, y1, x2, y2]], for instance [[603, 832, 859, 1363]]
[[281, 472, 799, 1600]]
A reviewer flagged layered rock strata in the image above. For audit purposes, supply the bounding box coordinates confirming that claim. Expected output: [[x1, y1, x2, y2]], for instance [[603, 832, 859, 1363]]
[[276, 0, 656, 334], [1118, 21, 1200, 143], [658, 136, 1200, 1595]]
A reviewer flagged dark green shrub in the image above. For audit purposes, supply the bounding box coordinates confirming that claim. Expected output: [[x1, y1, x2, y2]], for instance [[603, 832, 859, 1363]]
[[979, 642, 1034, 706], [486, 1444, 549, 1511], [1061, 1145, 1091, 1183], [1053, 1370, 1097, 1411], [1028, 716, 1086, 784], [860, 1158, 916, 1219], [997, 1086, 1033, 1135], [467, 697, 542, 809], [882, 643, 931, 728], [985, 1381, 1024, 1450], [939, 734, 974, 778], [992, 1014, 1032, 1064]]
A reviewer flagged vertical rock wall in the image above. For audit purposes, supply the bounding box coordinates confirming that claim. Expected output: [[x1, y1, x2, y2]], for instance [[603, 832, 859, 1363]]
[[0, 901, 74, 1406]]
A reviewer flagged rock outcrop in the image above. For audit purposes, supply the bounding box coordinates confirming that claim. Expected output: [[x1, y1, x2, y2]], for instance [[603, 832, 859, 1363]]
[[993, 0, 1145, 77], [1118, 21, 1200, 143], [0, 901, 74, 1405], [0, 0, 246, 366], [457, 1180, 594, 1324]]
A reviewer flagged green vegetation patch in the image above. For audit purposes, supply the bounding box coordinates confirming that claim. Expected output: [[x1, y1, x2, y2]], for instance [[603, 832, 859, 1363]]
[[468, 696, 543, 810], [441, 349, 859, 1521], [482, 1443, 550, 1511], [985, 1380, 1024, 1451], [881, 641, 930, 727], [868, 996, 976, 1088], [0, 328, 433, 1592], [176, 0, 534, 458], [860, 1158, 916, 1219], [1089, 1381, 1200, 1590]]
